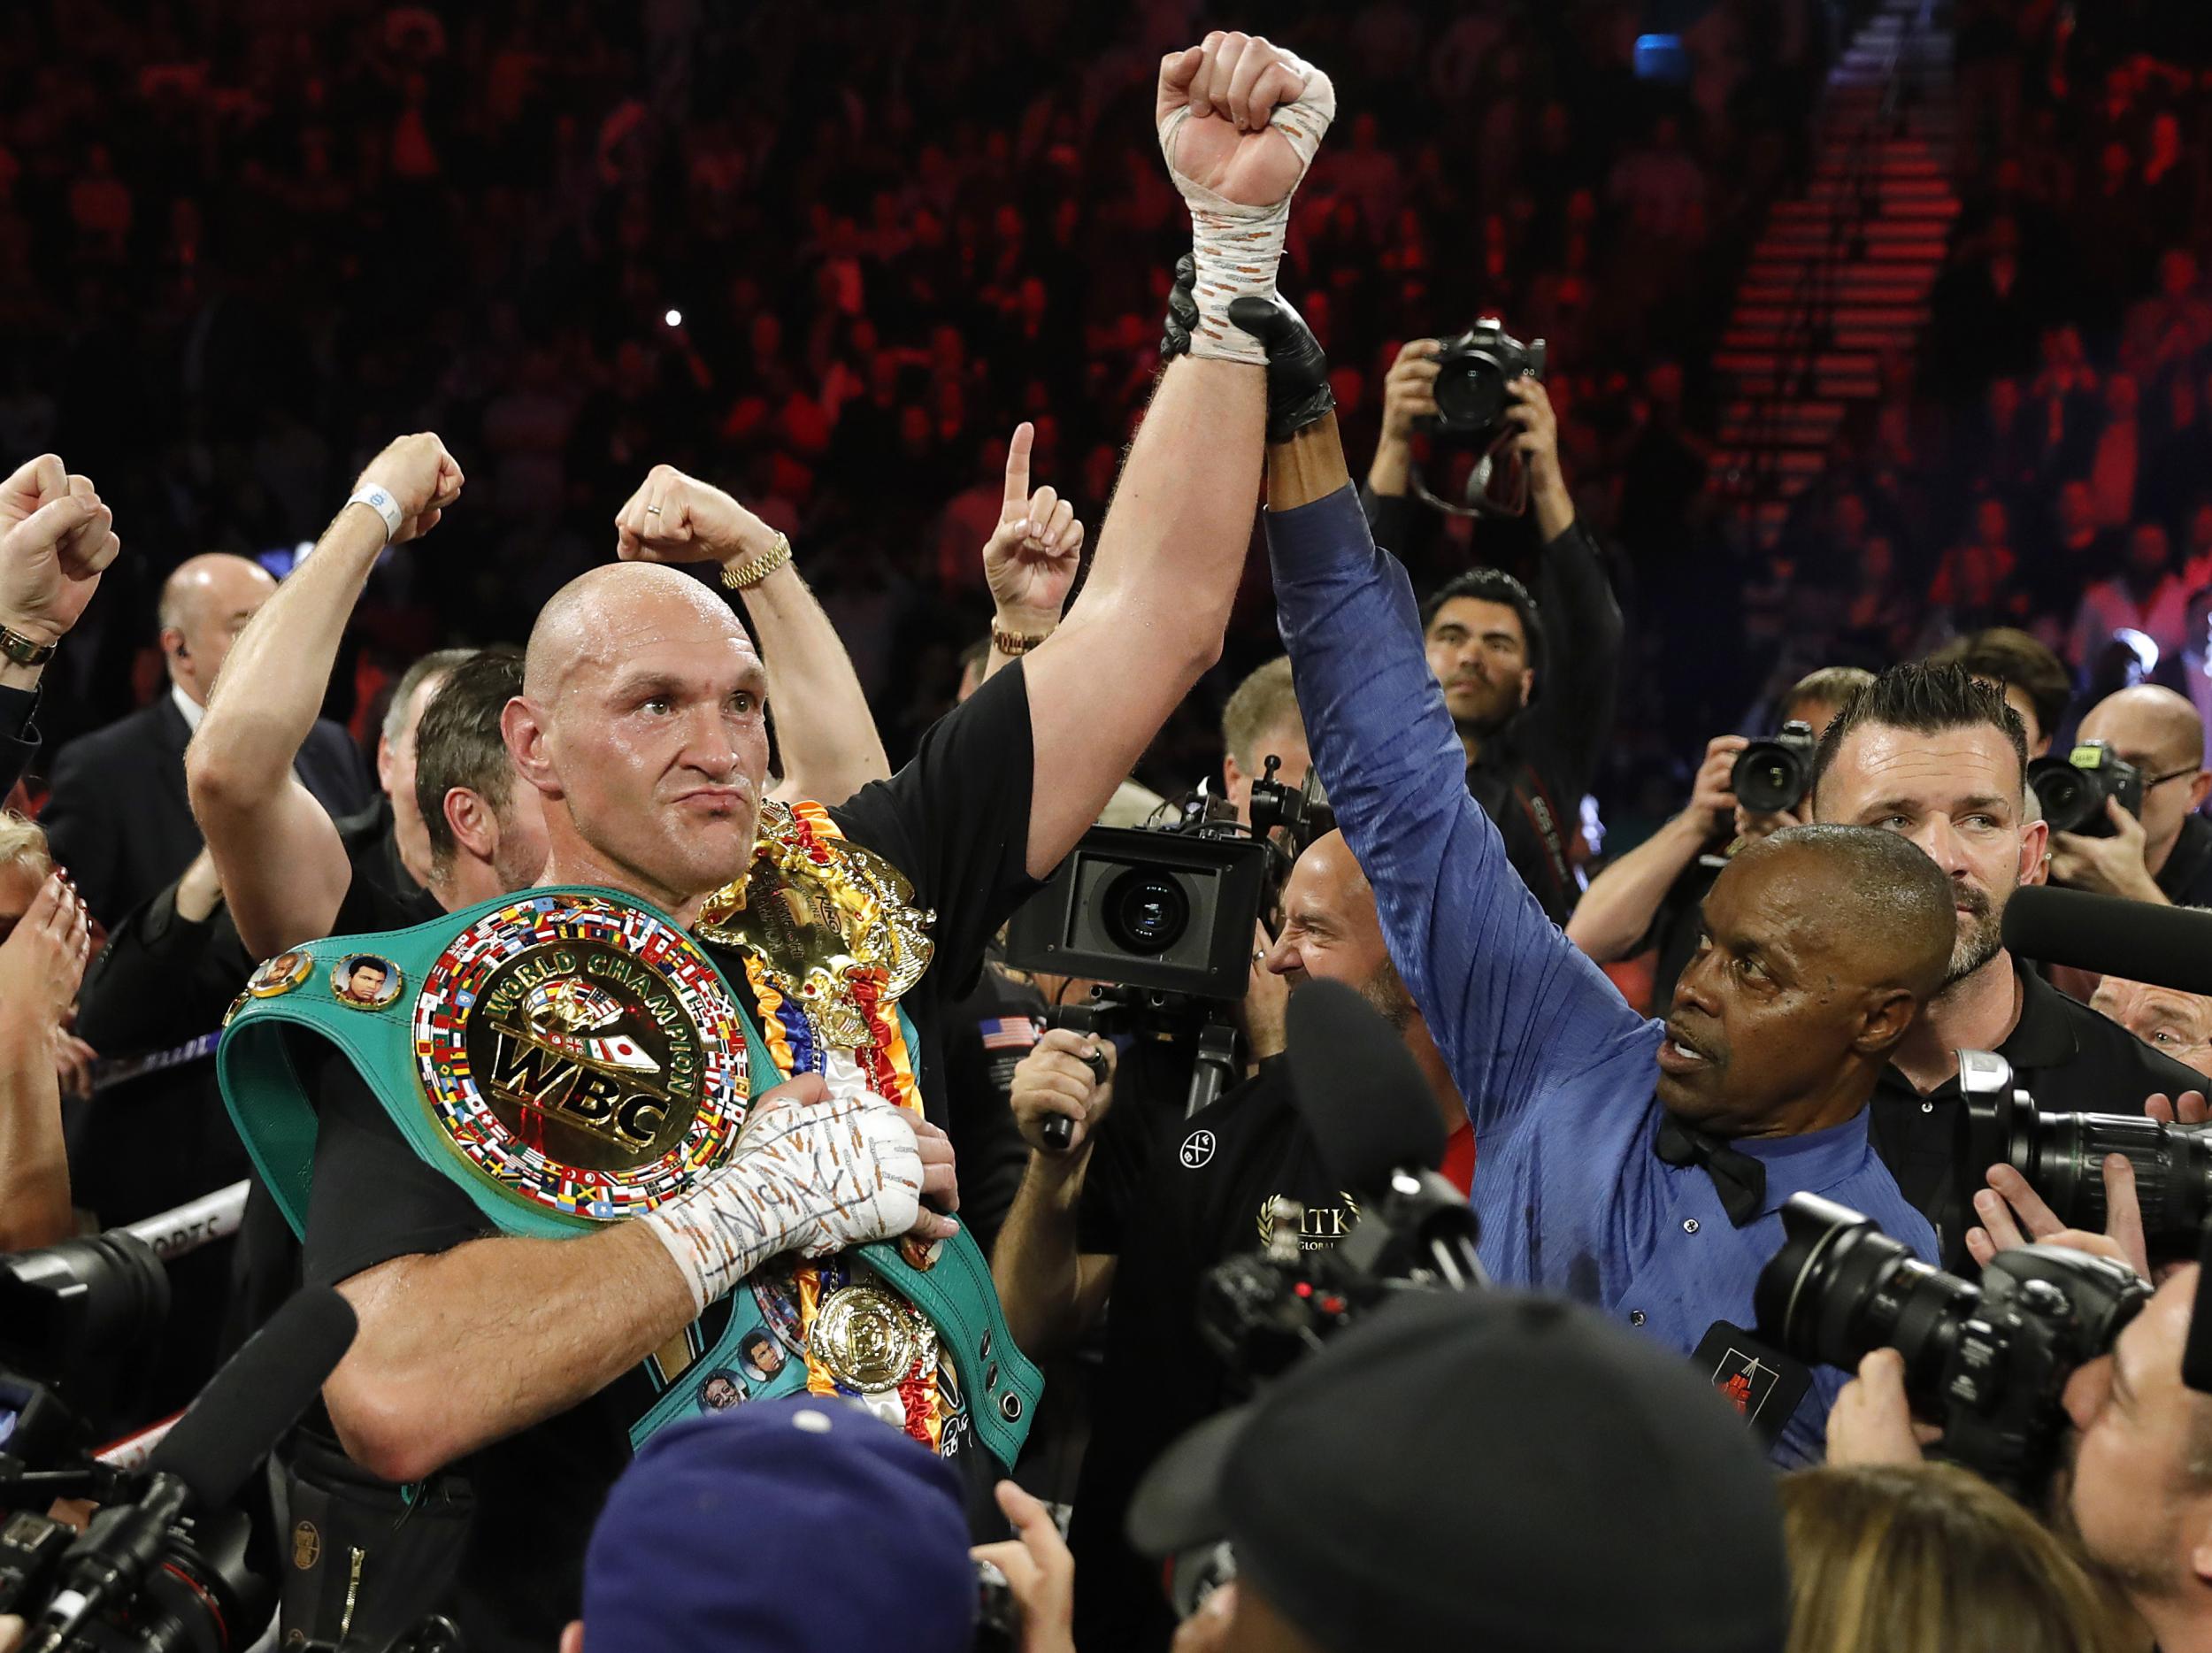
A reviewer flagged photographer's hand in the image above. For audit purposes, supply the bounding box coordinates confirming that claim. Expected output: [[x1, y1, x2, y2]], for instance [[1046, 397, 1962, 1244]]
[[1505, 378, 1574, 542], [2147, 1090, 2210, 1126], [2049, 801, 2167, 904], [1368, 338, 1440, 498], [1964, 1157, 2148, 1280], [970, 1480, 1077, 1653], [1010, 1030, 1116, 1156], [1827, 1349, 1939, 1465]]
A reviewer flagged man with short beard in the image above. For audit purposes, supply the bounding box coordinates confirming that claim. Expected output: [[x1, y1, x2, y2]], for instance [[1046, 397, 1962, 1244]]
[[990, 829, 1469, 1652], [1807, 662, 2202, 1265]]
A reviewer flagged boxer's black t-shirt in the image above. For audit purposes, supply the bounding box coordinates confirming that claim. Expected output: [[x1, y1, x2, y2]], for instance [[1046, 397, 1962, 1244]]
[[296, 664, 1041, 1653]]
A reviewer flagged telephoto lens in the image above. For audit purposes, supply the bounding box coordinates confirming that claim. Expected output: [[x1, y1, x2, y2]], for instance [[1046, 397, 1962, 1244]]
[[1756, 1193, 2149, 1500], [1959, 1049, 2212, 1260]]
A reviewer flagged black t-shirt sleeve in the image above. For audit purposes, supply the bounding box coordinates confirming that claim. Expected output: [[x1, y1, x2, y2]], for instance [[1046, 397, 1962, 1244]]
[[302, 1053, 493, 1288], [827, 658, 1041, 989], [331, 871, 442, 940]]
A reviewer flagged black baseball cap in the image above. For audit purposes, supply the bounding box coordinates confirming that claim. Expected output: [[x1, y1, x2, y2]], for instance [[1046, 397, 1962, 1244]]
[[1129, 1291, 1790, 1653]]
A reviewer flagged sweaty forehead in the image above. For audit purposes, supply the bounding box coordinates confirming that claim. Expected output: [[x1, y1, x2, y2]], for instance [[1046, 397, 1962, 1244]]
[[1820, 723, 2022, 813], [1705, 853, 1826, 958]]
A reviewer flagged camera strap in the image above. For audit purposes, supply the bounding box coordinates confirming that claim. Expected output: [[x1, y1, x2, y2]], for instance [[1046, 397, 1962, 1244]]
[[1508, 767, 1576, 911]]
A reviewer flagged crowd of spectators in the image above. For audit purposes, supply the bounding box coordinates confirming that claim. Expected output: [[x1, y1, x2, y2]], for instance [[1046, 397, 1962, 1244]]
[[1685, 1, 2212, 843], [0, 0, 1827, 791]]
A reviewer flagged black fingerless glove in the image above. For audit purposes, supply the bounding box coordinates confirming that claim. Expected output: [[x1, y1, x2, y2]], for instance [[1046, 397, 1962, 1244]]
[[1225, 294, 1335, 443], [1161, 254, 1200, 362]]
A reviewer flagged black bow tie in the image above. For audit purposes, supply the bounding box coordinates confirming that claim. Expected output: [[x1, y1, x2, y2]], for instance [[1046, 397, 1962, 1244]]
[[1654, 1114, 1767, 1227]]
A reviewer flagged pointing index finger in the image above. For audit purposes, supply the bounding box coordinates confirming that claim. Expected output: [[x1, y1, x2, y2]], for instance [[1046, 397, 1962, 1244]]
[[1002, 422, 1034, 509]]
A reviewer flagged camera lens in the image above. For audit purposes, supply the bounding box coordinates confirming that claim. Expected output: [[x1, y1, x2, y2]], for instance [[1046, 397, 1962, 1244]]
[[1102, 867, 1191, 956], [1969, 1084, 2212, 1260], [2024, 757, 2104, 836], [1433, 355, 1507, 434], [1757, 1194, 1978, 1407], [1732, 744, 1809, 815]]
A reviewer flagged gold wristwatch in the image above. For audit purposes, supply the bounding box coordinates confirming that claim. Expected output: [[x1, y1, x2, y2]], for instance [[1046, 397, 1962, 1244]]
[[0, 625, 56, 667], [990, 621, 1052, 657], [719, 532, 795, 590]]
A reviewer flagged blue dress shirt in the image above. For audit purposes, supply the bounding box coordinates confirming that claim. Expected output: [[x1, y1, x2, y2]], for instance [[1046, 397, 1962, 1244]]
[[1267, 484, 1938, 1465]]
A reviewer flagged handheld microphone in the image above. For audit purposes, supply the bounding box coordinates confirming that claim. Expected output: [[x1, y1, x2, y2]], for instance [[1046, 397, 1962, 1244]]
[[2002, 885, 2212, 996], [22, 1286, 357, 1653], [1283, 981, 1484, 1288]]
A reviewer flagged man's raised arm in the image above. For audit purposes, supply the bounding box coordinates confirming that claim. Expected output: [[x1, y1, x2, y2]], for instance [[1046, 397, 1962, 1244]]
[[1018, 32, 1334, 879], [1260, 390, 1654, 1134], [186, 434, 463, 957], [608, 464, 893, 808]]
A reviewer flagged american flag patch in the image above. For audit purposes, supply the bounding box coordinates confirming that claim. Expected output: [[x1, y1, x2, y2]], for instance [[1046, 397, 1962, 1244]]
[[979, 1016, 1039, 1051]]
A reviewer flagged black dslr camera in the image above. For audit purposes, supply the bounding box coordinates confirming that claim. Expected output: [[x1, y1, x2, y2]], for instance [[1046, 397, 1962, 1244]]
[[1732, 721, 1818, 814], [2027, 740, 2143, 837], [1758, 1193, 2148, 1502], [1411, 318, 1547, 520], [1424, 319, 1548, 441], [1960, 1049, 2212, 1261]]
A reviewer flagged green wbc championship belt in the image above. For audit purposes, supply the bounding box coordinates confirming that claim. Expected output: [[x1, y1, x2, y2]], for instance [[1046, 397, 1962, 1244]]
[[217, 886, 1041, 1465]]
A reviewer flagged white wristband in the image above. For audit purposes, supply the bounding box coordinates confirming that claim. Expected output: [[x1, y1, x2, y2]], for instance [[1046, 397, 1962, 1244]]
[[346, 484, 403, 543]]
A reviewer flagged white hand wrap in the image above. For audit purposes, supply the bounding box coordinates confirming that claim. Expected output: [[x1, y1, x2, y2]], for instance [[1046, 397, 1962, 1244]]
[[640, 1086, 923, 1315], [1157, 58, 1335, 365]]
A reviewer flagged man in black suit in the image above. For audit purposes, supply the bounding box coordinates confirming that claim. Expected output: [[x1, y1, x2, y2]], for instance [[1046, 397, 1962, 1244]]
[[41, 551, 371, 925]]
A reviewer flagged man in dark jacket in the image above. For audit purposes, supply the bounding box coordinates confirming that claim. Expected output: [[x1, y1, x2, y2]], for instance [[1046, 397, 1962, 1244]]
[[42, 552, 370, 925]]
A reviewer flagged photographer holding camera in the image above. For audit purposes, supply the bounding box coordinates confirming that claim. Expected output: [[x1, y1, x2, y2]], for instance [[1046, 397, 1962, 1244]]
[[993, 826, 1470, 1652], [1805, 665, 2204, 1263], [1570, 666, 1871, 1011], [1826, 1166, 2212, 1653], [2047, 685, 2212, 908], [1365, 334, 1623, 925]]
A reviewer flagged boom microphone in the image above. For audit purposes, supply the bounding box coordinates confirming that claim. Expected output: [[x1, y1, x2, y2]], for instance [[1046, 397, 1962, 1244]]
[[1285, 981, 1483, 1288], [21, 1286, 357, 1653], [2002, 885, 2212, 996]]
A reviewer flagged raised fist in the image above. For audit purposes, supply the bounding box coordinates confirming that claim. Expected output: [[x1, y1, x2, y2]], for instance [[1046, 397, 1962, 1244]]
[[353, 434, 465, 544], [614, 464, 779, 570], [0, 455, 120, 647], [981, 423, 1085, 630], [1156, 32, 1333, 210]]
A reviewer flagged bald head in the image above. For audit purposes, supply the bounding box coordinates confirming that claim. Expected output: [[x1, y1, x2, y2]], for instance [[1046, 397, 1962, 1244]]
[[159, 553, 279, 705], [523, 563, 751, 703], [504, 560, 772, 918], [2078, 684, 2212, 872], [1728, 825, 1956, 1000], [2080, 686, 2204, 773]]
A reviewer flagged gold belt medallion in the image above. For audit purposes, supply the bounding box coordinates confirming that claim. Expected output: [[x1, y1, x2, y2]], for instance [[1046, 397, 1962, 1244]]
[[810, 1284, 935, 1393]]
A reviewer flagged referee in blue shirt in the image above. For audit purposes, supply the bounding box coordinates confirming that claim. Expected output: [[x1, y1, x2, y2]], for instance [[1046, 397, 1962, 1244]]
[[1231, 297, 1955, 1463]]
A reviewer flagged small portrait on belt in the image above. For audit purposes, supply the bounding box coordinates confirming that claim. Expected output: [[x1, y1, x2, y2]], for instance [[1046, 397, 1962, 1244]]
[[739, 1328, 787, 1385], [696, 1370, 748, 1413], [332, 953, 403, 1011], [249, 949, 314, 998]]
